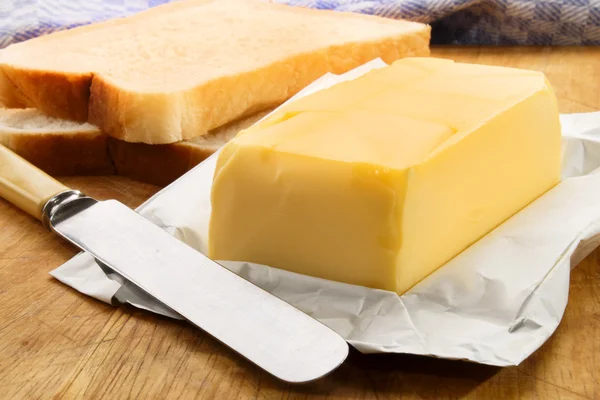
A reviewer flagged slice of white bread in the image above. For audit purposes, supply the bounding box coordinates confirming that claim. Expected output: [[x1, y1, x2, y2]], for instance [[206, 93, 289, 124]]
[[0, 0, 430, 144], [0, 108, 270, 185]]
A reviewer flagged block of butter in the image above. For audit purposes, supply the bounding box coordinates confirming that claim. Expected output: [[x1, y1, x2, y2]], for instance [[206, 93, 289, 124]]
[[208, 58, 562, 294]]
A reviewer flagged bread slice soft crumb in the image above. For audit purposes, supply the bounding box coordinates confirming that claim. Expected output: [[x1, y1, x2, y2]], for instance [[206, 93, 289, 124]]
[[0, 0, 430, 144]]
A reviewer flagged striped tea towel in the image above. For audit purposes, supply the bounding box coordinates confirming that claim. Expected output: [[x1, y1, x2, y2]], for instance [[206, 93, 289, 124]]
[[0, 0, 598, 48]]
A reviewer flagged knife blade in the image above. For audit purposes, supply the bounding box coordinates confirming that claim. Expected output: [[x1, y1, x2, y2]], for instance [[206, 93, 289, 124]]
[[0, 144, 348, 383]]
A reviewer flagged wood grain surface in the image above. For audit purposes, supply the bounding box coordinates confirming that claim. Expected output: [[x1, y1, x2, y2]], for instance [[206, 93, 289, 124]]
[[1, 46, 599, 400]]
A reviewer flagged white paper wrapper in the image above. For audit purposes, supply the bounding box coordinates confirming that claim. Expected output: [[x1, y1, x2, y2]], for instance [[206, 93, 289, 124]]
[[50, 60, 600, 366]]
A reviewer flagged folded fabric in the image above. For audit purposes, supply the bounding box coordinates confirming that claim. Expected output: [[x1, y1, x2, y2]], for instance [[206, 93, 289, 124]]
[[283, 0, 600, 45], [0, 0, 598, 48]]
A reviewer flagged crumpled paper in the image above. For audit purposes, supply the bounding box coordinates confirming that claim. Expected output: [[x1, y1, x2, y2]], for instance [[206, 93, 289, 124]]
[[50, 60, 600, 367]]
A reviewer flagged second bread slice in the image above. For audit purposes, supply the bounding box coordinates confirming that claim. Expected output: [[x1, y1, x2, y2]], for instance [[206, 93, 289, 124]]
[[0, 108, 267, 185]]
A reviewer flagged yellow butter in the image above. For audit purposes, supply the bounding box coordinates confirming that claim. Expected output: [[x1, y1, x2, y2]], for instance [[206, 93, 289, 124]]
[[208, 57, 562, 294]]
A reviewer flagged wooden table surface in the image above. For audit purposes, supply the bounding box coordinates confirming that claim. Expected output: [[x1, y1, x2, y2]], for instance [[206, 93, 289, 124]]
[[1, 46, 599, 400]]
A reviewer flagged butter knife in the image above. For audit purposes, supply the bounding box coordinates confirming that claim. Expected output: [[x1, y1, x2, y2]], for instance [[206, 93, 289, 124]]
[[0, 144, 348, 383]]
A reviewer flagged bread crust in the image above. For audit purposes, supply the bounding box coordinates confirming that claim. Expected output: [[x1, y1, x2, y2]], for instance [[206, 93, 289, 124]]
[[0, 65, 91, 121]]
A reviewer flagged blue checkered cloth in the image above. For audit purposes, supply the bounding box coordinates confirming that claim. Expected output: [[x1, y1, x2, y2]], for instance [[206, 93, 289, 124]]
[[0, 0, 598, 48]]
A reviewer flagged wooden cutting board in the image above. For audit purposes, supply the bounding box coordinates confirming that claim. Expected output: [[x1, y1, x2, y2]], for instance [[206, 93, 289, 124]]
[[1, 46, 599, 399]]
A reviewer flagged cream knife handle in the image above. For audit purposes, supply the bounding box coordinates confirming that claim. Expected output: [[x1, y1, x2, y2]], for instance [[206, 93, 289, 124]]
[[0, 144, 69, 221]]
